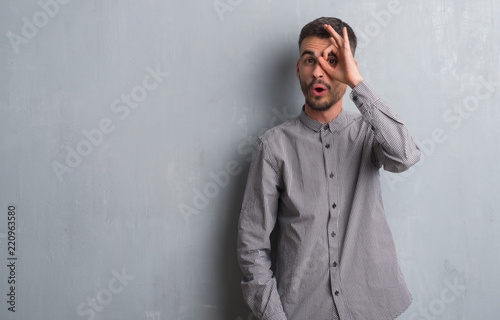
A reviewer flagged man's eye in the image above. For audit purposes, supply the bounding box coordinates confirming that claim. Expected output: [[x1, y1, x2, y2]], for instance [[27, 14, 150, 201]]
[[305, 58, 314, 63], [328, 59, 336, 65]]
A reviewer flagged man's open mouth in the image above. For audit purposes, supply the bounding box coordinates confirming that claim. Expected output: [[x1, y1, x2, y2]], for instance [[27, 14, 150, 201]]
[[311, 84, 327, 96]]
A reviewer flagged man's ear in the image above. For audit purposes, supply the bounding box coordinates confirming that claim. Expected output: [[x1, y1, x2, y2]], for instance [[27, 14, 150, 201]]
[[296, 58, 300, 79]]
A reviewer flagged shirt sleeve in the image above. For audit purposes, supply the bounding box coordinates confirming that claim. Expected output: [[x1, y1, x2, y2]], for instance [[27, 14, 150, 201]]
[[237, 138, 288, 320], [350, 80, 421, 173]]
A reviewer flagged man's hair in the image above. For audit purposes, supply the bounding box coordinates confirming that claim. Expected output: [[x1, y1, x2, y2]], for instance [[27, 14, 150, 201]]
[[298, 17, 357, 56]]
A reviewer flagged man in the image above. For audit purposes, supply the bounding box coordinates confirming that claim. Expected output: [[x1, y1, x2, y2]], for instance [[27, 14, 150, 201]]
[[237, 17, 421, 320]]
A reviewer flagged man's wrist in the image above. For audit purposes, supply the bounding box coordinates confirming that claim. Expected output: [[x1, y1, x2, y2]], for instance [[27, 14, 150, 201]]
[[348, 76, 364, 89]]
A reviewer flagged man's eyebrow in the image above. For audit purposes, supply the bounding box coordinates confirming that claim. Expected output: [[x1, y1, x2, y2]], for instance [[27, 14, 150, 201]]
[[300, 51, 335, 57], [300, 50, 316, 57]]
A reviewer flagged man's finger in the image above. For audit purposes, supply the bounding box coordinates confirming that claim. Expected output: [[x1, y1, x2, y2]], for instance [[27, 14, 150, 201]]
[[318, 56, 335, 75], [322, 44, 337, 60], [324, 24, 341, 40], [342, 27, 351, 49], [327, 37, 340, 53], [324, 24, 343, 47]]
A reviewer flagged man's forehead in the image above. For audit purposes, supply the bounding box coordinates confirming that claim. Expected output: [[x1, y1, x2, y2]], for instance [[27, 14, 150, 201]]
[[299, 36, 332, 56]]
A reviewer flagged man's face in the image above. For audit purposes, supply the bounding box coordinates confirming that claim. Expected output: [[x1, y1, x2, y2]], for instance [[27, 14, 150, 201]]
[[296, 36, 347, 111]]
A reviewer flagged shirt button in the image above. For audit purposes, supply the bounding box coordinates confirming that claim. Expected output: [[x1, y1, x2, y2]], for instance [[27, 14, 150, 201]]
[[331, 231, 336, 238], [332, 203, 337, 209], [332, 261, 337, 267], [335, 291, 340, 296], [329, 173, 334, 178], [325, 143, 330, 148]]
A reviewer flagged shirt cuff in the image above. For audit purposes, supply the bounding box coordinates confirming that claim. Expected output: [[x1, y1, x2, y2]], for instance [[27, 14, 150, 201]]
[[349, 80, 381, 113]]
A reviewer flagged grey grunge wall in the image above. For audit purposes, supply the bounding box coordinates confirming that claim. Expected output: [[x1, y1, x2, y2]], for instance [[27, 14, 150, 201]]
[[1, 0, 499, 319]]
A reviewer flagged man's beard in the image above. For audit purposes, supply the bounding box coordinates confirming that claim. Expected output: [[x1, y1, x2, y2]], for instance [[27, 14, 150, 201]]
[[300, 78, 346, 111]]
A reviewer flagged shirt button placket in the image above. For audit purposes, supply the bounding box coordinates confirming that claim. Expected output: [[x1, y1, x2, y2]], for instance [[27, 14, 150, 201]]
[[322, 127, 340, 303]]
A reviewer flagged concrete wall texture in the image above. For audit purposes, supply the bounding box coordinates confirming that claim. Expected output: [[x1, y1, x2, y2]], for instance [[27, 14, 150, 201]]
[[1, 0, 499, 319]]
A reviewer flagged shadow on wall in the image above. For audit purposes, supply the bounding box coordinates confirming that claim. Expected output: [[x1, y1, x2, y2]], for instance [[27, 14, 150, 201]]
[[216, 42, 300, 320]]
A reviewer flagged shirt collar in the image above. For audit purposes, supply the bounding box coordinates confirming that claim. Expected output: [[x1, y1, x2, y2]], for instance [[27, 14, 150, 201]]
[[299, 106, 348, 133]]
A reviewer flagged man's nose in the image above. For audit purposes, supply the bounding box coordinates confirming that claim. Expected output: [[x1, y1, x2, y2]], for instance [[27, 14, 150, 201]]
[[313, 63, 324, 79]]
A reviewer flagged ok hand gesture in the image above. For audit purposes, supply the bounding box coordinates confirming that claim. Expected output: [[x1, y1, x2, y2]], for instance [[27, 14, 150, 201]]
[[318, 24, 364, 88]]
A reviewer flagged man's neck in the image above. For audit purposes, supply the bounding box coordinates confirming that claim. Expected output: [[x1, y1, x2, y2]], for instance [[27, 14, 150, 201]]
[[304, 99, 343, 124]]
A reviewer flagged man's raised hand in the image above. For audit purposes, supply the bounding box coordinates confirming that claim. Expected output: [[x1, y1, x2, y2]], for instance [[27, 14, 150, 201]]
[[318, 24, 364, 88]]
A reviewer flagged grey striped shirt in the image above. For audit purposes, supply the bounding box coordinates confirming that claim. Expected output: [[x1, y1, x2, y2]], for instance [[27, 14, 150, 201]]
[[237, 81, 421, 320]]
